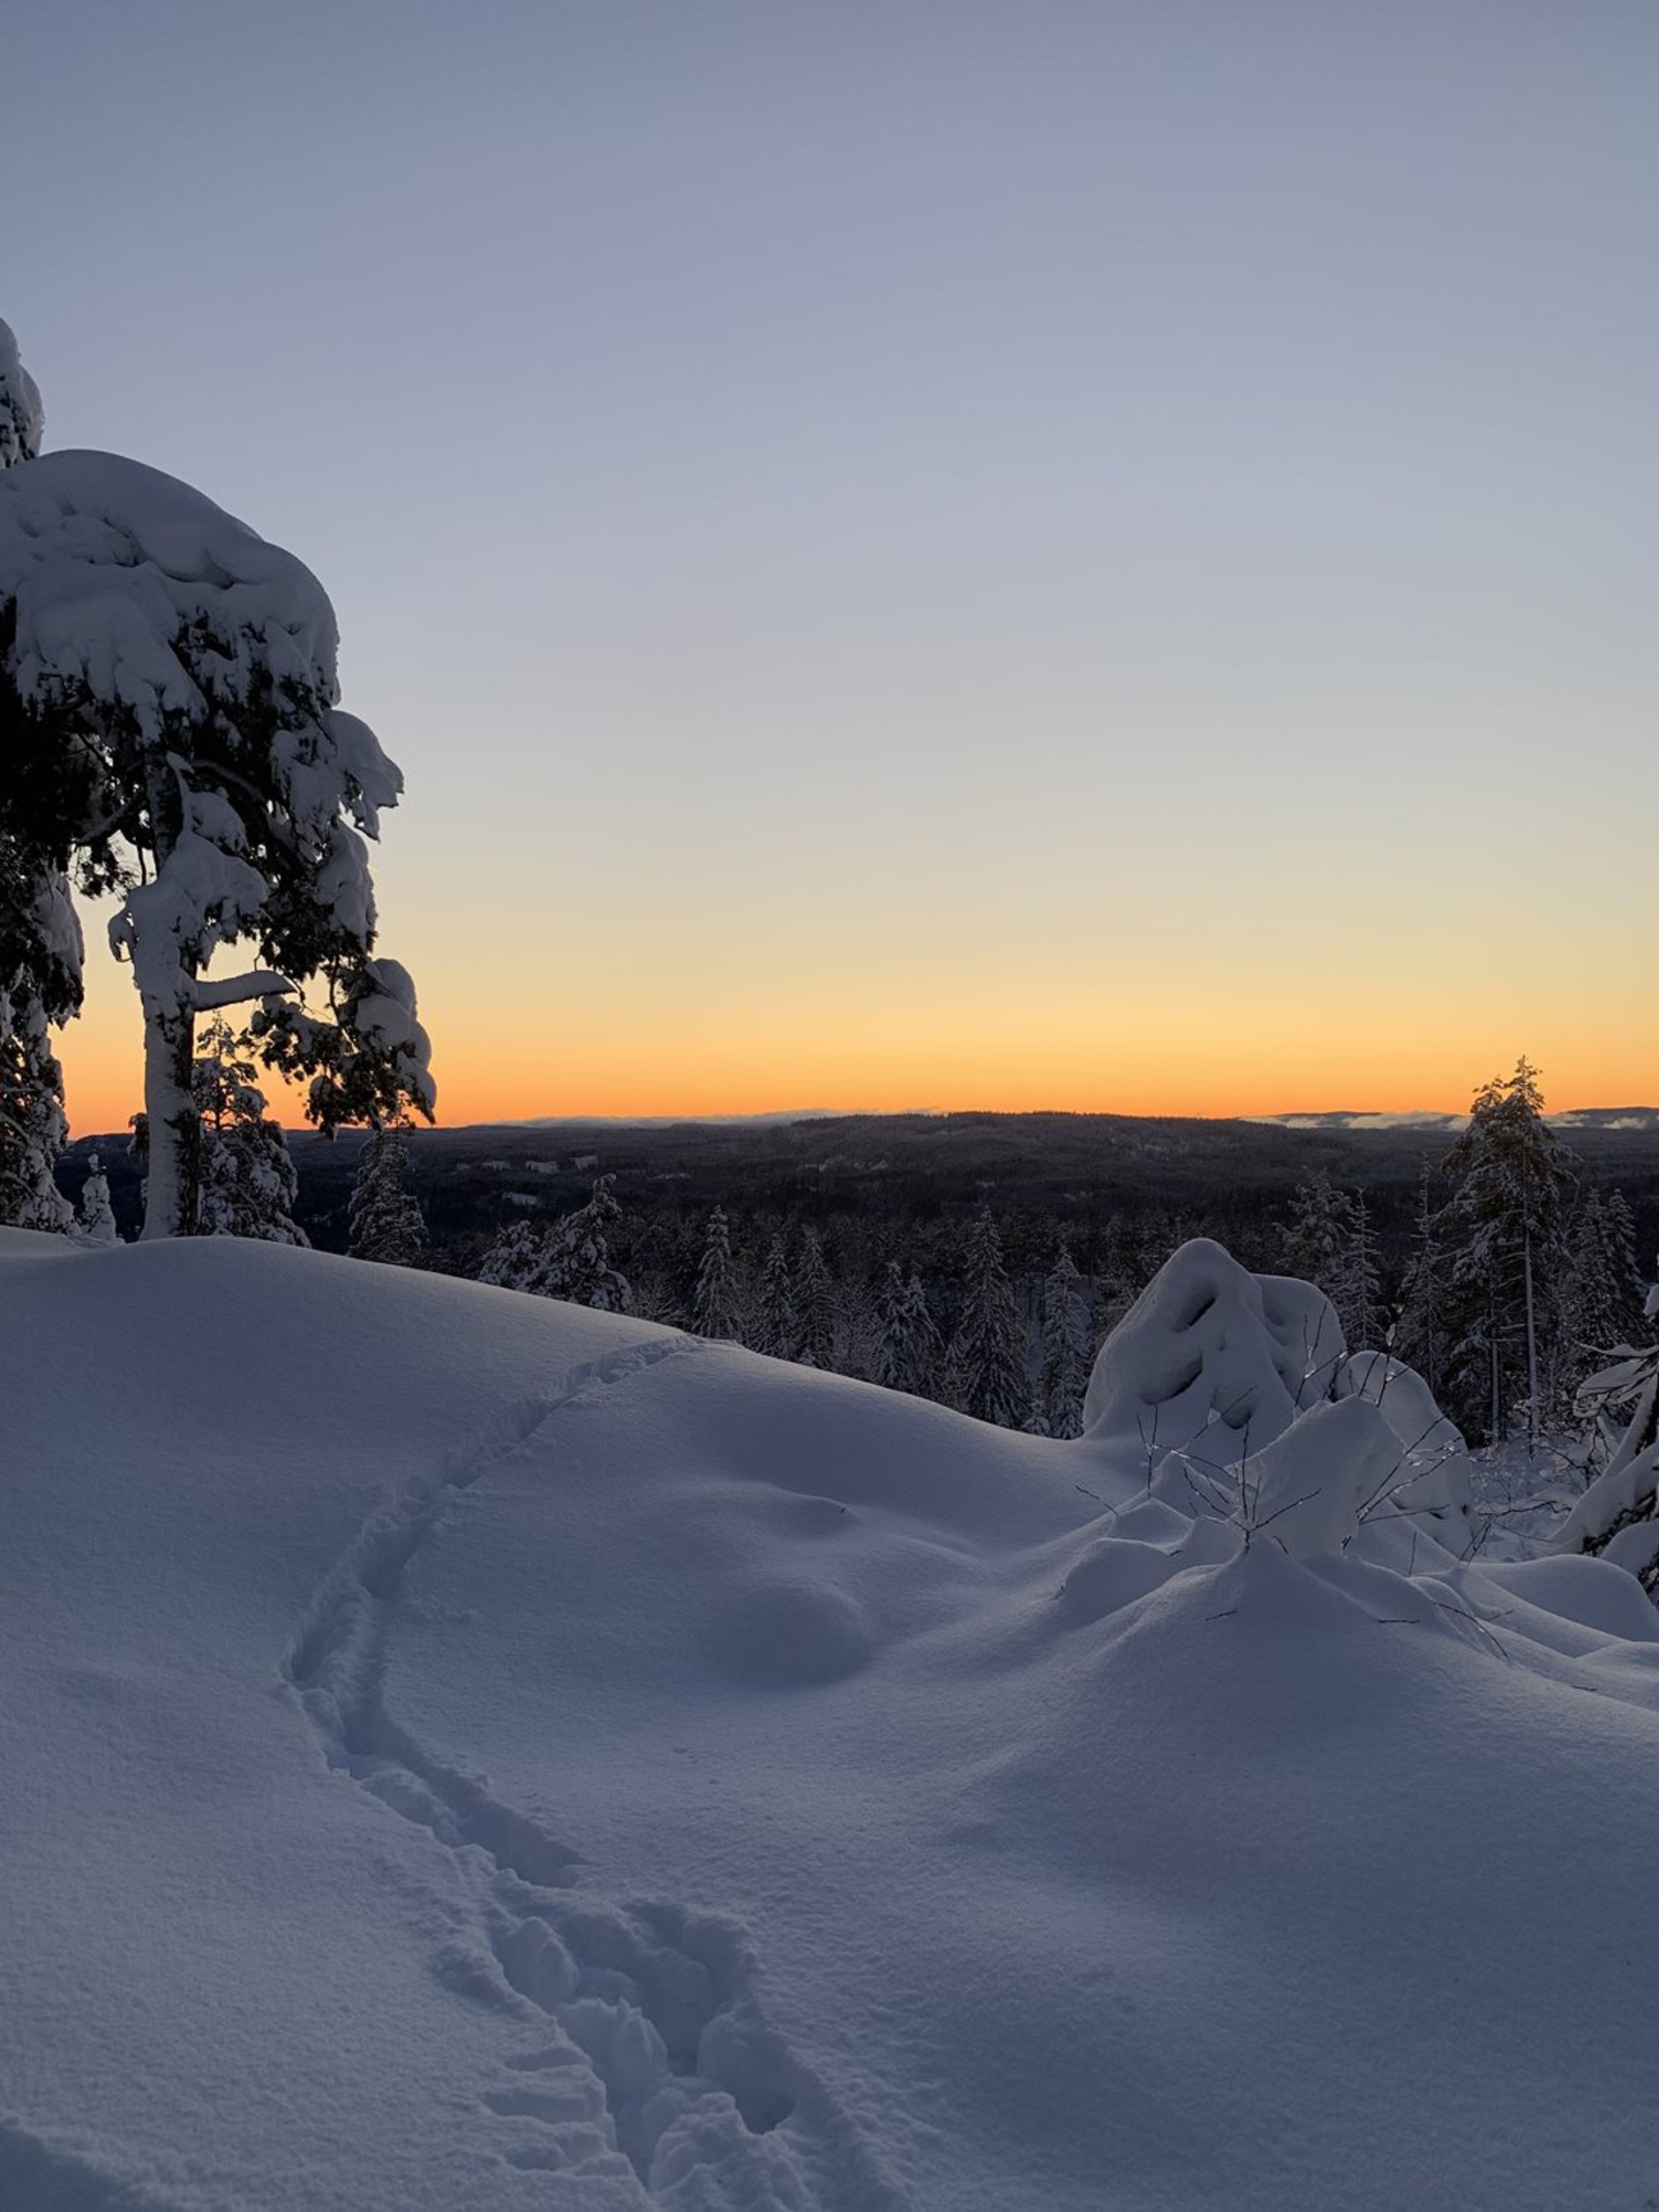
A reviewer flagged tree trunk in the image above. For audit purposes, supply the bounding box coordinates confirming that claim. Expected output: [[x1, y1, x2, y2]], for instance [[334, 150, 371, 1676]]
[[1523, 1228, 1541, 1460], [138, 983, 199, 1240], [133, 759, 199, 1240]]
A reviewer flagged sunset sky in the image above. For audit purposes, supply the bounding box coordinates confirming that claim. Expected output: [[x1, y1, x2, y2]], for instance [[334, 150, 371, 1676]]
[[7, 1, 1655, 1133]]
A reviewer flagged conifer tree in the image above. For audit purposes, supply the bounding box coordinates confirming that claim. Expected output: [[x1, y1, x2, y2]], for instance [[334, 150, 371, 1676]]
[[75, 1153, 118, 1245], [1600, 1192, 1649, 1347], [1282, 1172, 1354, 1317], [949, 1207, 1031, 1428], [0, 323, 74, 1233], [191, 1018, 307, 1245], [0, 992, 72, 1231], [0, 313, 432, 1238], [1559, 1287, 1659, 1595], [541, 1177, 630, 1312], [348, 1127, 428, 1269], [1559, 1189, 1648, 1410], [1394, 1159, 1449, 1399], [692, 1206, 745, 1342], [1439, 1057, 1577, 1449], [1038, 1241, 1092, 1438], [477, 1218, 548, 1293], [793, 1230, 837, 1368], [754, 1233, 799, 1359], [1281, 1172, 1383, 1352], [871, 1258, 942, 1397], [1346, 1193, 1384, 1351]]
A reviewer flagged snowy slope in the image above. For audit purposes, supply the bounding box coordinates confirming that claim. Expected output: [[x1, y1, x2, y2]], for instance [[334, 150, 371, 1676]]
[[5, 1232, 1659, 2210]]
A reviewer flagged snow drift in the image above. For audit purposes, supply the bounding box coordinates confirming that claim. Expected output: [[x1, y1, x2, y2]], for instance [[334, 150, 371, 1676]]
[[4, 1230, 1659, 2210]]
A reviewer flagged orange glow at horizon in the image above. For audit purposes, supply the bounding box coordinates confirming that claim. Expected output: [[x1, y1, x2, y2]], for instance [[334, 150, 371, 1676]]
[[55, 932, 1655, 1140]]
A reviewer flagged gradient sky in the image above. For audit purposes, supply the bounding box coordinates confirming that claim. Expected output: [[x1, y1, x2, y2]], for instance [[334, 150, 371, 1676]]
[[7, 0, 1655, 1132]]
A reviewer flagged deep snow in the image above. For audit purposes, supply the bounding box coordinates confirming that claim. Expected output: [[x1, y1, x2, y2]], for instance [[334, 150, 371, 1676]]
[[4, 1230, 1659, 2210]]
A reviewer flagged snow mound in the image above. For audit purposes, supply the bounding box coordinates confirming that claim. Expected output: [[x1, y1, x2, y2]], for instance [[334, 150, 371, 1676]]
[[8, 1232, 1659, 2211], [1083, 1236, 1342, 1463]]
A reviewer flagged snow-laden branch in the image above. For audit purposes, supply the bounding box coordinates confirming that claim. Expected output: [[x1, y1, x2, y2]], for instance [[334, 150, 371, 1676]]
[[192, 970, 296, 1012]]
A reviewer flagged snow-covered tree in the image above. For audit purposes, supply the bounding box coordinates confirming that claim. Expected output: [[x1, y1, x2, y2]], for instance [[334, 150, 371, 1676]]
[[1558, 1286, 1659, 1596], [0, 320, 432, 1239], [1558, 1189, 1648, 1409], [348, 1126, 428, 1269], [477, 1218, 548, 1293], [191, 1018, 306, 1245], [0, 323, 76, 1233], [540, 1177, 630, 1312], [754, 1233, 798, 1359], [0, 989, 72, 1231], [1439, 1057, 1578, 1449], [1393, 1159, 1448, 1399], [75, 1151, 117, 1245], [871, 1258, 942, 1397], [0, 318, 41, 470], [793, 1230, 837, 1369], [1037, 1241, 1092, 1438], [949, 1208, 1031, 1428], [1280, 1172, 1379, 1350], [475, 1179, 630, 1309], [691, 1207, 745, 1342], [1346, 1193, 1384, 1351]]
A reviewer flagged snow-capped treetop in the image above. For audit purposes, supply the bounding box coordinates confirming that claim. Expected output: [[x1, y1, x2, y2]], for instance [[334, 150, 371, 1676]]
[[0, 320, 42, 469], [0, 451, 349, 732]]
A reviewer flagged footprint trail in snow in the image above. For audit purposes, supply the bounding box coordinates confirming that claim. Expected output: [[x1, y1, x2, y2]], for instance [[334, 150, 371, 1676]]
[[283, 1332, 907, 2210]]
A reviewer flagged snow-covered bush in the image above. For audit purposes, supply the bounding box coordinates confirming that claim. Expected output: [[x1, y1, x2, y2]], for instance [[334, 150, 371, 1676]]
[[1082, 1238, 1474, 1562], [1083, 1237, 1344, 1470]]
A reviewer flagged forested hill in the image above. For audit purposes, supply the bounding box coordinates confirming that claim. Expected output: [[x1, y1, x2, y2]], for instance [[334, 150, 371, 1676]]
[[61, 1108, 1659, 1282]]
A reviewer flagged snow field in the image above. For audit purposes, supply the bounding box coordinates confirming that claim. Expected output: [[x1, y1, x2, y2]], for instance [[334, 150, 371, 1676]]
[[4, 1230, 1659, 2208]]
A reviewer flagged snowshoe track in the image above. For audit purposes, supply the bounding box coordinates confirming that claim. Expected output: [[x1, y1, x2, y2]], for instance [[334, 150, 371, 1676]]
[[284, 1330, 906, 2209]]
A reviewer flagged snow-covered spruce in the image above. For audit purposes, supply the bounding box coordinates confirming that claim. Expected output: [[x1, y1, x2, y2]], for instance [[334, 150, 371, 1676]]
[[691, 1205, 745, 1342], [0, 326, 432, 1238], [0, 989, 72, 1231], [74, 1153, 117, 1245], [475, 1178, 630, 1311], [754, 1232, 799, 1359], [1035, 1240, 1091, 1438], [949, 1207, 1030, 1429], [348, 1127, 429, 1269], [792, 1227, 837, 1369], [871, 1256, 941, 1397], [1556, 1291, 1659, 1592], [1280, 1170, 1382, 1354], [191, 1018, 306, 1245], [1438, 1057, 1578, 1448]]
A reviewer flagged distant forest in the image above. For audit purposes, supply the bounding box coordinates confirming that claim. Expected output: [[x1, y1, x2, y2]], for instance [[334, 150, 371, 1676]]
[[61, 1104, 1659, 1453]]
